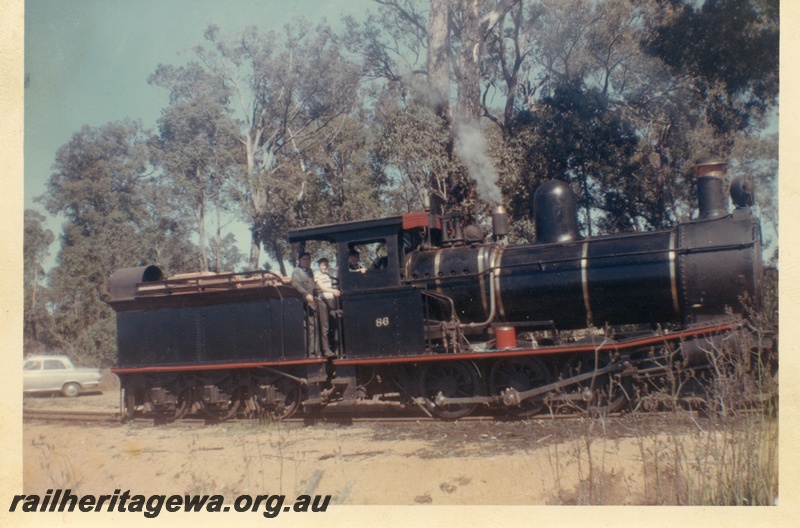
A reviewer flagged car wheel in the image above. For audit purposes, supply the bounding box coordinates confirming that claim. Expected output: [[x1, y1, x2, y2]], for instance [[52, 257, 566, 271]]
[[62, 383, 80, 398]]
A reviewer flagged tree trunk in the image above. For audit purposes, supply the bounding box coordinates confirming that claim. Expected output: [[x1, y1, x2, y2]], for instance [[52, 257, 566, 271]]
[[249, 220, 263, 271], [427, 0, 453, 212], [245, 133, 263, 271], [30, 268, 39, 341], [197, 205, 208, 272], [457, 0, 483, 123], [427, 0, 451, 122], [214, 206, 222, 272], [581, 175, 593, 238], [273, 240, 287, 277], [195, 167, 208, 271]]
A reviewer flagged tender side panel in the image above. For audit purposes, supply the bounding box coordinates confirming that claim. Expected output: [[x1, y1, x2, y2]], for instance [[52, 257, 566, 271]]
[[116, 297, 305, 367]]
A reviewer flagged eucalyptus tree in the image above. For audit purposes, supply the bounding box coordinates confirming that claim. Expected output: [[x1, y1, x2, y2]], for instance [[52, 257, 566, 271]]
[[207, 232, 246, 273], [344, 1, 462, 212], [371, 84, 462, 211], [182, 21, 362, 273], [485, 0, 778, 237], [611, 0, 777, 228], [481, 0, 545, 135], [643, 0, 778, 139], [303, 111, 387, 223], [345, 0, 519, 215], [153, 96, 241, 272], [507, 80, 640, 237], [23, 209, 54, 350], [149, 62, 241, 272], [485, 0, 677, 235], [39, 120, 192, 363]]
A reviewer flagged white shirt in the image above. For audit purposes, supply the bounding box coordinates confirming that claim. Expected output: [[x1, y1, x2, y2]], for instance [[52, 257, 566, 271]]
[[315, 271, 336, 300]]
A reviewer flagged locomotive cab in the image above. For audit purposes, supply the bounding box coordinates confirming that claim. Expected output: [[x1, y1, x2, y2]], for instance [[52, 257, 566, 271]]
[[289, 217, 457, 359]]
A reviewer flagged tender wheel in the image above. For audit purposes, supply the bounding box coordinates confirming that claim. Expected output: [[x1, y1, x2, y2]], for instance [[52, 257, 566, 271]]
[[161, 388, 191, 422], [559, 354, 630, 415], [270, 382, 302, 421], [202, 386, 243, 422], [122, 386, 140, 421], [420, 361, 482, 420], [489, 358, 552, 417], [62, 382, 81, 398]]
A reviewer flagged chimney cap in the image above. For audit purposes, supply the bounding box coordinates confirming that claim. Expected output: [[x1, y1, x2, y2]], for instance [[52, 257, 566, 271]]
[[693, 160, 727, 178]]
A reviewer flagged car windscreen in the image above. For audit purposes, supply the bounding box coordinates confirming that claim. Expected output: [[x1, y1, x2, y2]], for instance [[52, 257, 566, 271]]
[[23, 360, 41, 370]]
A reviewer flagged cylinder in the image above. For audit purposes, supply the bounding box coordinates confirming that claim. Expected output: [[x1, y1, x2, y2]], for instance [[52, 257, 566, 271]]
[[495, 326, 517, 349]]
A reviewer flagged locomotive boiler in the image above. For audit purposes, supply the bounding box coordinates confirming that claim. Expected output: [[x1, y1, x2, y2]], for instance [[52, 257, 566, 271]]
[[107, 161, 770, 421], [405, 175, 762, 332]]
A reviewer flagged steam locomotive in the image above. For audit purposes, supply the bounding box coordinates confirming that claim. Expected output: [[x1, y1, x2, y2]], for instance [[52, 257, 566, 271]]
[[107, 161, 771, 421]]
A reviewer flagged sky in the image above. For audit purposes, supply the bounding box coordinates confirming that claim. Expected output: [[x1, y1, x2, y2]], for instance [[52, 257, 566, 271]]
[[24, 0, 377, 271]]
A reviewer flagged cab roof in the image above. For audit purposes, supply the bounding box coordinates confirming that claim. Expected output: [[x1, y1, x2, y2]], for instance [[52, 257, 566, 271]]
[[287, 216, 405, 244]]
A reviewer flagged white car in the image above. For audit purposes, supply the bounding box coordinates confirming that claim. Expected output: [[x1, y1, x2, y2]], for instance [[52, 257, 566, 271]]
[[23, 355, 103, 397]]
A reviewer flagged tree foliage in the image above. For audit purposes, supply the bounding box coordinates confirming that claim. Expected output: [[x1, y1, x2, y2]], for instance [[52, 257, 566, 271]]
[[186, 21, 364, 273], [644, 0, 779, 136], [23, 210, 54, 351], [344, 0, 519, 215], [151, 89, 242, 271], [508, 80, 641, 236], [372, 87, 462, 211], [487, 0, 778, 238], [38, 121, 194, 363]]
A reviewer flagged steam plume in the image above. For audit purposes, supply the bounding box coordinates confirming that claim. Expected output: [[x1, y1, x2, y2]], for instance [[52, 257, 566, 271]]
[[454, 121, 501, 204]]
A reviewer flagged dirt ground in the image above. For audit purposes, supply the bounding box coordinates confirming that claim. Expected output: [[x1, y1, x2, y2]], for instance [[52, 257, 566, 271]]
[[21, 377, 729, 506]]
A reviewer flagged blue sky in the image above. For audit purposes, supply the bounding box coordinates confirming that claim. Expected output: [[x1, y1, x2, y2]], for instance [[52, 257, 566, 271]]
[[24, 0, 376, 270]]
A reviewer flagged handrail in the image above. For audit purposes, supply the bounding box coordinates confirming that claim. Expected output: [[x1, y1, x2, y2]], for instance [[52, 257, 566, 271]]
[[134, 270, 287, 297]]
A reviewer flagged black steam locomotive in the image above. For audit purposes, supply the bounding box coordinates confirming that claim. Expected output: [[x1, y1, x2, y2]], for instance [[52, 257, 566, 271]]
[[107, 161, 771, 421]]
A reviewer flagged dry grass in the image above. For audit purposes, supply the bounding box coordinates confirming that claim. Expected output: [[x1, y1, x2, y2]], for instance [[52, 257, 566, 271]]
[[542, 323, 778, 506]]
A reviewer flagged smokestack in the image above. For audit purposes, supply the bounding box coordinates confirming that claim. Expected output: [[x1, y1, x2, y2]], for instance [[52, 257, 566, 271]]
[[492, 205, 509, 241], [693, 160, 728, 220]]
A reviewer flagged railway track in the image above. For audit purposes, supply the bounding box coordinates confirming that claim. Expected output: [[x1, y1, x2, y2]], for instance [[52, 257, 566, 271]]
[[23, 408, 123, 423], [23, 406, 627, 426], [24, 398, 772, 427]]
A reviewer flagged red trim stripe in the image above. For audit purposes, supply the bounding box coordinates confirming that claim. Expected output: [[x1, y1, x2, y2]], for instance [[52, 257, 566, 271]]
[[334, 323, 733, 366], [110, 323, 733, 373], [111, 357, 324, 375]]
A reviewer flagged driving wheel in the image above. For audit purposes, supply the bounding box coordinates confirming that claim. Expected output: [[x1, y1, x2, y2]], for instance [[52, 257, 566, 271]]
[[489, 357, 552, 417], [419, 361, 482, 420]]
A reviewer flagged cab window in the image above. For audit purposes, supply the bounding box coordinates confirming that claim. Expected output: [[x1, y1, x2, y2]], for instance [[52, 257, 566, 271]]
[[338, 236, 402, 292], [349, 240, 388, 271]]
